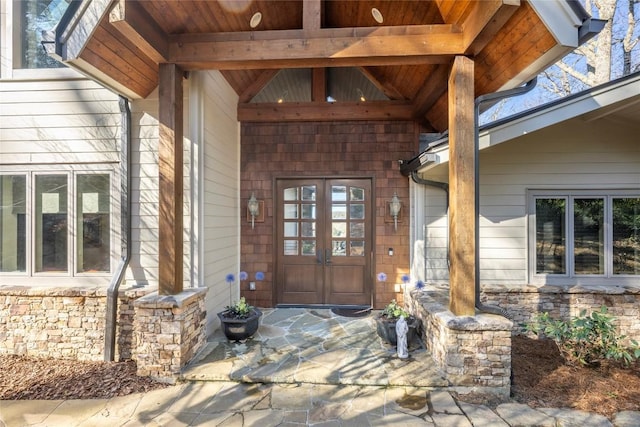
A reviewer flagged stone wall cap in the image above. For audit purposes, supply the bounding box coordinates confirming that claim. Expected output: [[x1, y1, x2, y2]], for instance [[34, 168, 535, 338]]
[[134, 287, 208, 308], [0, 283, 152, 298], [483, 283, 640, 295]]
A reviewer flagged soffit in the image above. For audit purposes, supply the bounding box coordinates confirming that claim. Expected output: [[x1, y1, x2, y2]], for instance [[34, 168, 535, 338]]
[[64, 0, 579, 131]]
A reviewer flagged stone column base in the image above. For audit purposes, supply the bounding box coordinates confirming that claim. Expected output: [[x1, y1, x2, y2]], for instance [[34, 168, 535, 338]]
[[406, 285, 513, 399], [133, 287, 207, 383]]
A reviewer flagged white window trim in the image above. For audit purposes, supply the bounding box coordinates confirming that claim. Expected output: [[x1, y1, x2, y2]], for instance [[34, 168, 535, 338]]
[[0, 164, 120, 285], [528, 189, 640, 286]]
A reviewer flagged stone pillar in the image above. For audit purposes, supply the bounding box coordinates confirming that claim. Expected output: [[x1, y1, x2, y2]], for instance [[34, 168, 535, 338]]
[[133, 287, 207, 382]]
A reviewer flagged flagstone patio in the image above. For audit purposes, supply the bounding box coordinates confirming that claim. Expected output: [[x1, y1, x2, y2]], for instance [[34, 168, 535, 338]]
[[181, 308, 449, 389]]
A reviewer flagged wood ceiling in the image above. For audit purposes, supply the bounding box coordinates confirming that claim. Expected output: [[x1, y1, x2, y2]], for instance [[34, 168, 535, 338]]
[[73, 0, 564, 132]]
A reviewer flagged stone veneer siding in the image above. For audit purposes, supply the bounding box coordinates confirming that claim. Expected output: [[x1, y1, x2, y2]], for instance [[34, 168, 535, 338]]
[[133, 288, 207, 382], [481, 284, 640, 341], [0, 285, 150, 362], [405, 286, 513, 398]]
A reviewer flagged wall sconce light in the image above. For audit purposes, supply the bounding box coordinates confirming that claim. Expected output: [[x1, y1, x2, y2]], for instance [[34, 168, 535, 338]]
[[389, 192, 401, 231], [247, 192, 260, 229]]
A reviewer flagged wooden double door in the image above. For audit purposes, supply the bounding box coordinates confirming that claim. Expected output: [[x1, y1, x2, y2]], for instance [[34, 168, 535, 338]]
[[276, 178, 373, 306]]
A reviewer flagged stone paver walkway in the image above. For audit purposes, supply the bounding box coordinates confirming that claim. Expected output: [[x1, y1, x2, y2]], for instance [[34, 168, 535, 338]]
[[2, 308, 639, 426]]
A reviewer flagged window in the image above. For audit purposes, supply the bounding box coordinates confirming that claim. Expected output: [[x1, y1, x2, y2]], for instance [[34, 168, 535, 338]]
[[16, 0, 71, 69], [0, 170, 113, 277], [531, 191, 640, 283]]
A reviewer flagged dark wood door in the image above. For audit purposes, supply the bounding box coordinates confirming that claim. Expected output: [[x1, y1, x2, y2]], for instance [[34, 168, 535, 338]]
[[276, 178, 372, 306]]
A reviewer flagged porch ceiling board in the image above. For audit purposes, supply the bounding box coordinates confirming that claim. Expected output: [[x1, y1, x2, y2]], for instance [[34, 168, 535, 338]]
[[59, 0, 587, 126]]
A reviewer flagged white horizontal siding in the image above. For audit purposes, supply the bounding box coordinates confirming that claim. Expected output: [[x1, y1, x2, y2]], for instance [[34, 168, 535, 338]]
[[0, 79, 120, 164], [419, 115, 640, 286], [194, 70, 240, 332]]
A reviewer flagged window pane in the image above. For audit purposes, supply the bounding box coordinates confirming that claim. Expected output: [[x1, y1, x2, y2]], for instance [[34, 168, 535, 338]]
[[284, 222, 298, 237], [350, 222, 365, 238], [0, 176, 27, 272], [332, 186, 347, 201], [301, 186, 316, 201], [536, 198, 566, 274], [350, 204, 365, 219], [332, 204, 346, 219], [332, 240, 346, 256], [350, 241, 365, 256], [301, 204, 315, 219], [574, 198, 604, 275], [20, 0, 70, 69], [77, 175, 110, 273], [350, 187, 364, 201], [284, 240, 298, 255], [301, 240, 316, 256], [332, 222, 346, 237], [613, 197, 640, 275], [36, 175, 67, 272], [283, 187, 298, 201], [284, 204, 298, 219], [301, 222, 315, 237]]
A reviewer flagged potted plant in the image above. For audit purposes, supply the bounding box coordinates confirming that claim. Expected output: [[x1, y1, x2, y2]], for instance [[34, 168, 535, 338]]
[[217, 296, 262, 342], [375, 299, 419, 346]]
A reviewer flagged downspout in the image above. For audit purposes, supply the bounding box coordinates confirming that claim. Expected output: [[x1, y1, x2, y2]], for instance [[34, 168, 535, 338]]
[[473, 78, 537, 318], [104, 96, 132, 361], [410, 172, 450, 279]]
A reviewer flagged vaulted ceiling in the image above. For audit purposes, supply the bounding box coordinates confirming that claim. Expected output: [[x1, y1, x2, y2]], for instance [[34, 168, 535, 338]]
[[55, 0, 594, 132]]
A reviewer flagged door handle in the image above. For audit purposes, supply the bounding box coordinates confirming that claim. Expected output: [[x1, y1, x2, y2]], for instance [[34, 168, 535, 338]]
[[317, 250, 323, 265], [325, 249, 331, 264]]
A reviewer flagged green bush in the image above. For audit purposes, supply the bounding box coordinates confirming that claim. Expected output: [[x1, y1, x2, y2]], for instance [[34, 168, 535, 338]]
[[381, 299, 409, 319], [524, 306, 640, 367]]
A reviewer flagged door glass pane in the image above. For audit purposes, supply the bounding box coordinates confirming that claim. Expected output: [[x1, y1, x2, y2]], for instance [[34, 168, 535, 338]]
[[284, 204, 298, 219], [332, 240, 346, 256], [284, 240, 298, 255], [284, 187, 298, 201], [350, 241, 365, 256], [332, 222, 346, 237], [535, 198, 566, 274], [350, 204, 365, 219], [301, 222, 315, 237], [332, 186, 347, 201], [301, 186, 316, 201], [0, 175, 27, 272], [350, 187, 365, 201], [612, 197, 640, 275], [284, 222, 298, 237], [77, 174, 110, 273], [332, 204, 346, 219], [301, 204, 316, 219], [574, 198, 604, 275], [350, 222, 365, 238], [36, 174, 67, 272], [302, 240, 316, 255]]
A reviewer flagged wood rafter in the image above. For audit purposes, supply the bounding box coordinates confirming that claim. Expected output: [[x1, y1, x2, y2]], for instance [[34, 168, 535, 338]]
[[358, 67, 406, 100], [412, 64, 451, 118], [238, 101, 414, 122], [462, 0, 520, 56], [238, 69, 280, 103], [169, 25, 463, 70], [109, 0, 169, 63]]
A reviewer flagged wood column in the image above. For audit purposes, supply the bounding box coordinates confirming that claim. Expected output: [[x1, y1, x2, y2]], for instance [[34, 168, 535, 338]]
[[448, 56, 476, 316], [158, 63, 183, 295]]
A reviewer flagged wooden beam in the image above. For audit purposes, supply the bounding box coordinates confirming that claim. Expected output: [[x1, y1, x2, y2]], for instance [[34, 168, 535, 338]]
[[448, 56, 475, 316], [412, 64, 451, 118], [109, 0, 169, 63], [358, 67, 406, 100], [158, 63, 184, 296], [462, 0, 520, 56], [303, 0, 321, 31], [170, 25, 463, 70], [311, 68, 326, 102], [238, 69, 279, 103], [237, 101, 414, 122]]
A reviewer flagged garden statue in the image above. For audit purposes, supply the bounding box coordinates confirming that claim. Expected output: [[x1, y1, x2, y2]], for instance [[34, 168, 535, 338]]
[[395, 316, 409, 359]]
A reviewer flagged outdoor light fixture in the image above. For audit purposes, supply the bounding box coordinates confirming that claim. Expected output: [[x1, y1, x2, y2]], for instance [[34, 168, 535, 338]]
[[371, 7, 384, 24], [249, 12, 262, 28], [247, 192, 260, 229], [389, 192, 401, 231], [356, 88, 366, 102]]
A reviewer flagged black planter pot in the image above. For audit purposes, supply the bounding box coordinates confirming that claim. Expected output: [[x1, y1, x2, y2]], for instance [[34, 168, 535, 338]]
[[375, 316, 419, 346], [217, 308, 262, 341]]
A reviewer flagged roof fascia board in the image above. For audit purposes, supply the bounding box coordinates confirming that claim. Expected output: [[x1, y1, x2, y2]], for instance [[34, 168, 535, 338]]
[[528, 0, 583, 47], [422, 73, 640, 170], [58, 0, 114, 61]]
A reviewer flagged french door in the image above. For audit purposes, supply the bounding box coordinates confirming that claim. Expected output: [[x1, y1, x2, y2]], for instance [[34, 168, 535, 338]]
[[275, 178, 373, 306]]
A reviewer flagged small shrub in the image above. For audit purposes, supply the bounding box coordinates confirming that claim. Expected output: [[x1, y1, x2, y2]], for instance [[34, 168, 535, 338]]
[[381, 299, 409, 320], [224, 297, 255, 319], [524, 306, 640, 367]]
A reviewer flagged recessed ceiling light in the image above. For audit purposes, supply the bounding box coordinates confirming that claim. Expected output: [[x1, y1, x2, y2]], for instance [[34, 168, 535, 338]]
[[371, 8, 383, 24], [250, 12, 262, 29]]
